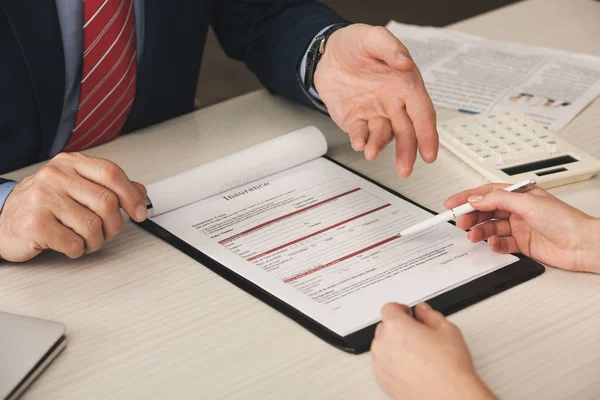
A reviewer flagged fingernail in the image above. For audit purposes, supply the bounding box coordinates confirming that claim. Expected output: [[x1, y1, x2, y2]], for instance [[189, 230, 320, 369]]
[[351, 141, 364, 151], [468, 195, 483, 203], [418, 302, 431, 311], [366, 149, 379, 161], [398, 167, 411, 178], [135, 204, 148, 221]]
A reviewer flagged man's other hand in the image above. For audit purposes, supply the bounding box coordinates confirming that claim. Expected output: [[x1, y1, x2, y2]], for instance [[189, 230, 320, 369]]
[[0, 153, 147, 262], [315, 24, 438, 177]]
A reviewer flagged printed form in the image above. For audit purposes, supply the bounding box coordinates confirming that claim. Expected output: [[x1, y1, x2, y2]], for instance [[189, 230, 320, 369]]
[[151, 157, 518, 336], [385, 21, 600, 131]]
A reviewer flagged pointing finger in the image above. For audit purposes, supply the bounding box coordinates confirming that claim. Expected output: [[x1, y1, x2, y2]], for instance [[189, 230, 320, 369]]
[[388, 108, 417, 177], [468, 190, 538, 217], [405, 75, 438, 163], [444, 183, 509, 210]]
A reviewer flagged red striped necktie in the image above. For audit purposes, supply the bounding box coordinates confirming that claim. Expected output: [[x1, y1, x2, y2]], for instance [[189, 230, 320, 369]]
[[63, 0, 137, 152]]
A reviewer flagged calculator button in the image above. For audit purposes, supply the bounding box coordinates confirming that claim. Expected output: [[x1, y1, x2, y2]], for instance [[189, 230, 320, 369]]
[[452, 135, 466, 144], [477, 151, 495, 162]]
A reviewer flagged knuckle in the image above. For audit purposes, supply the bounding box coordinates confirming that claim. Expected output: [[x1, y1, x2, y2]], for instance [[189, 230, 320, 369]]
[[36, 164, 61, 181], [101, 162, 125, 183], [67, 237, 85, 258], [97, 189, 119, 215], [84, 215, 103, 237]]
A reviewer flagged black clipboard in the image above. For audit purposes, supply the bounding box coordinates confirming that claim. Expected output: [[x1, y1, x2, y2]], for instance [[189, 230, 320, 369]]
[[136, 156, 545, 354]]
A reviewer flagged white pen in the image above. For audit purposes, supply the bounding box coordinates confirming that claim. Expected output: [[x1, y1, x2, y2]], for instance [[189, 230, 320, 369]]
[[399, 179, 537, 238]]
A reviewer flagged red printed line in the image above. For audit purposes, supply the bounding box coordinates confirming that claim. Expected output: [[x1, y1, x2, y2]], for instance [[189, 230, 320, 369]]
[[283, 235, 401, 284], [247, 204, 391, 261], [218, 188, 361, 244]]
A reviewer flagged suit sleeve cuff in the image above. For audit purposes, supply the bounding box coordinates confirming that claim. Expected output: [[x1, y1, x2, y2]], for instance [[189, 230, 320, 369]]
[[0, 181, 17, 214]]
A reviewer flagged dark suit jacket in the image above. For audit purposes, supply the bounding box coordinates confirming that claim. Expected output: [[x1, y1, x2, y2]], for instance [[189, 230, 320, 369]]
[[0, 0, 344, 174]]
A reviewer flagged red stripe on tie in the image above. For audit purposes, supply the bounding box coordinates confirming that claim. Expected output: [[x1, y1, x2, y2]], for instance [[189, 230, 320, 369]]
[[64, 0, 136, 152]]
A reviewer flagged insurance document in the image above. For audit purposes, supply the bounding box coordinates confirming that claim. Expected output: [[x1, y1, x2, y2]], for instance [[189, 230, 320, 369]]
[[147, 128, 519, 336]]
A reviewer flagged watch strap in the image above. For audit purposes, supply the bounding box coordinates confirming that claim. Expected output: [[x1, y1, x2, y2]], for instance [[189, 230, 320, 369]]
[[298, 23, 350, 114]]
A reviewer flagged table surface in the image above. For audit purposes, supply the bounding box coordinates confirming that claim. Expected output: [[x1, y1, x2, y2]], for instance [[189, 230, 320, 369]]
[[2, 0, 600, 398]]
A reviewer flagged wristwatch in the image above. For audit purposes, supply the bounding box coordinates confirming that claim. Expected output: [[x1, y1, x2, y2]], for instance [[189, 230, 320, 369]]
[[298, 23, 350, 114]]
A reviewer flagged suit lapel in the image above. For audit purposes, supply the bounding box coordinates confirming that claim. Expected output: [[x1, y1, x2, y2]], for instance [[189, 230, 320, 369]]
[[0, 0, 65, 159]]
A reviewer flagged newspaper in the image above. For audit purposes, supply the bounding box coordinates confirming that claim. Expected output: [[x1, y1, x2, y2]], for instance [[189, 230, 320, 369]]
[[386, 21, 600, 131]]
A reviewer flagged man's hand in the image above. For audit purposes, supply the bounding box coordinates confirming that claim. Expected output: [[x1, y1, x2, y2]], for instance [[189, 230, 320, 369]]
[[0, 153, 147, 262], [445, 184, 600, 274], [371, 303, 495, 400], [314, 24, 438, 177]]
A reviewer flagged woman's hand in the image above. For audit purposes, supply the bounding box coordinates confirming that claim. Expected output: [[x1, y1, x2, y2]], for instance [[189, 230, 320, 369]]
[[371, 302, 495, 400], [445, 184, 600, 274]]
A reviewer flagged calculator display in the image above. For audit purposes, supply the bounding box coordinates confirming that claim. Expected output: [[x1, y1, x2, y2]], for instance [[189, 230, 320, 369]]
[[501, 155, 578, 176]]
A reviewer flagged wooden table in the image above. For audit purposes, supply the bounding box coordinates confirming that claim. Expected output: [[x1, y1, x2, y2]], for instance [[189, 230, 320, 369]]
[[2, 0, 599, 398]]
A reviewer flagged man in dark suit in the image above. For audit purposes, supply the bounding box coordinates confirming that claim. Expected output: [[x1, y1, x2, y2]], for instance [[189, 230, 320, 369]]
[[0, 0, 438, 262]]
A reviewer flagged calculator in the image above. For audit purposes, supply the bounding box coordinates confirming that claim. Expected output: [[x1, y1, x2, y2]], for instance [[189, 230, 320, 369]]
[[438, 109, 600, 188]]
